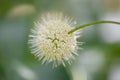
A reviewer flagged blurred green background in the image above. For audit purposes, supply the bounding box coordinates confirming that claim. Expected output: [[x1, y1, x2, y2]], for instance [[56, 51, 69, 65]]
[[0, 0, 120, 80]]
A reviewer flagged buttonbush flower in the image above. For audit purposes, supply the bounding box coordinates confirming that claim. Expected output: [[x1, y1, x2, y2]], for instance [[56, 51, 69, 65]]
[[28, 12, 81, 67], [28, 12, 120, 67]]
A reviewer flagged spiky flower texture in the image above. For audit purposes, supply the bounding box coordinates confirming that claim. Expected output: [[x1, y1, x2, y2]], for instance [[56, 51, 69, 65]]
[[29, 12, 81, 67]]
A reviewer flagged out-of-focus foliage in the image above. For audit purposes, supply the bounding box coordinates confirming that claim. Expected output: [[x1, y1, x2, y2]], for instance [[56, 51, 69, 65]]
[[0, 0, 120, 80]]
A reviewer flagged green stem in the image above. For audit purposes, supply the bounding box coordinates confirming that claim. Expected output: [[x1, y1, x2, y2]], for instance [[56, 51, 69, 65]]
[[68, 20, 120, 34]]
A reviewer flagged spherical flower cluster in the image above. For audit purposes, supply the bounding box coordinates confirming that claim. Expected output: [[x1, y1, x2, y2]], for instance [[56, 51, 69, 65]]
[[29, 12, 81, 67]]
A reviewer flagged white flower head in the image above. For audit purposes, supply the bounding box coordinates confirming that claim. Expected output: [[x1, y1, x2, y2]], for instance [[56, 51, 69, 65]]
[[29, 12, 82, 67]]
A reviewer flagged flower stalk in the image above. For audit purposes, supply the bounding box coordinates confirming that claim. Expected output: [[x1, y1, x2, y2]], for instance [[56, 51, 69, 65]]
[[68, 20, 120, 34]]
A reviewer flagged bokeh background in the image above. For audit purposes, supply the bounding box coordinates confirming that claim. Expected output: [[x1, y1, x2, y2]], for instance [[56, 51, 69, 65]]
[[0, 0, 120, 80]]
